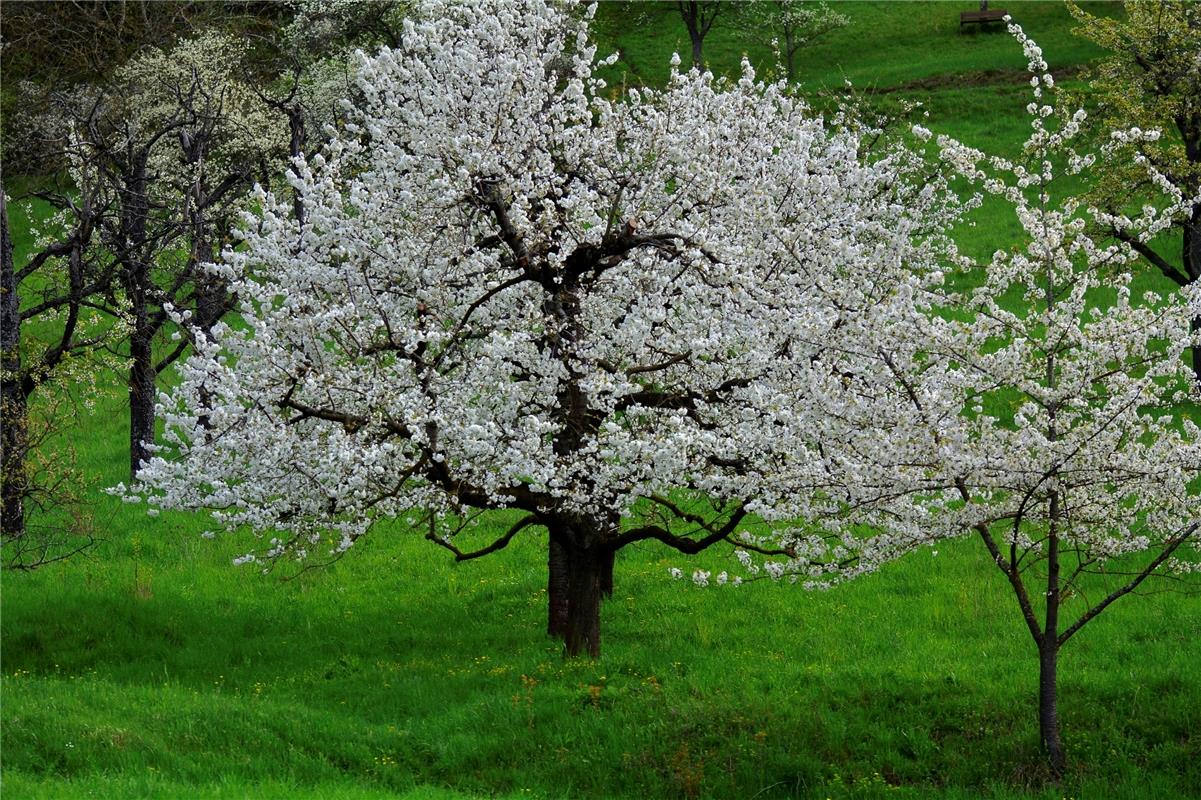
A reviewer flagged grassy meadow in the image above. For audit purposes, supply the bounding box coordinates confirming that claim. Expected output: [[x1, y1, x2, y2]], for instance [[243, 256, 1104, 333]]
[[3, 2, 1199, 798]]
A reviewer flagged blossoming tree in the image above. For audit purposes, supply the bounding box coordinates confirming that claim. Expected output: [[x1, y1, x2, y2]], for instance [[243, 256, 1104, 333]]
[[132, 0, 958, 657], [744, 22, 1201, 777]]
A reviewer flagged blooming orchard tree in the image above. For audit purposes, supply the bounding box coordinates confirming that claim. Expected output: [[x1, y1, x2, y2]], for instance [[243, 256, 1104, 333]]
[[739, 22, 1201, 777], [131, 0, 959, 657]]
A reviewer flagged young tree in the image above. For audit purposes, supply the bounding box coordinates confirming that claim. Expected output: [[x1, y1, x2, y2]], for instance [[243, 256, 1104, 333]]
[[733, 1, 849, 83], [740, 22, 1201, 778], [130, 0, 959, 657], [1067, 0, 1201, 382]]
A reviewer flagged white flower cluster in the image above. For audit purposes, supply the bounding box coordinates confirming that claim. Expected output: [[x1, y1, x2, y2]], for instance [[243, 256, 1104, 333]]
[[131, 1, 1199, 587]]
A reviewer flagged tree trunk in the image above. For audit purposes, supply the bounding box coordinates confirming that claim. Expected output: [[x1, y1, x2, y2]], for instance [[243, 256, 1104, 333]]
[[562, 540, 605, 658], [0, 186, 26, 539], [1041, 488, 1065, 779], [549, 532, 614, 640], [678, 2, 705, 69], [123, 155, 155, 480], [1192, 314, 1201, 386], [129, 306, 156, 479], [287, 105, 308, 226], [783, 26, 796, 83], [600, 548, 614, 598], [1038, 638, 1065, 778], [547, 533, 569, 639], [1185, 209, 1201, 384]]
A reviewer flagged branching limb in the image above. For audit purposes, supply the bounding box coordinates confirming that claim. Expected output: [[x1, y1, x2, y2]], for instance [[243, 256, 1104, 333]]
[[426, 514, 542, 561], [1058, 523, 1199, 646]]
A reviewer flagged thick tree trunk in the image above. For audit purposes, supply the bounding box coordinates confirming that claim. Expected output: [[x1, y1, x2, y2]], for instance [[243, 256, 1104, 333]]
[[562, 540, 605, 659], [548, 530, 614, 641], [677, 2, 706, 69], [0, 187, 26, 539], [783, 27, 796, 83], [123, 156, 155, 480], [287, 105, 308, 226], [600, 548, 614, 598], [547, 534, 569, 639]]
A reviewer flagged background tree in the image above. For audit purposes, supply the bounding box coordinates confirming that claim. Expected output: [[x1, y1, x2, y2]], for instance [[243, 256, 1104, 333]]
[[0, 1, 286, 175], [40, 31, 285, 478], [130, 0, 959, 658], [733, 1, 849, 83], [1067, 0, 1201, 382], [1, 164, 119, 562], [743, 22, 1201, 778], [675, 1, 722, 69]]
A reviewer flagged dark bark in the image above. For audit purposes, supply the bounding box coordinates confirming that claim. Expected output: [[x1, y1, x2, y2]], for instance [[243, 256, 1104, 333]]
[[562, 538, 605, 659], [1040, 491, 1065, 778], [128, 298, 156, 478], [287, 105, 308, 226], [119, 154, 155, 479], [547, 532, 569, 639], [599, 548, 614, 598], [783, 26, 796, 83], [1185, 209, 1201, 383], [1038, 637, 1065, 778], [676, 1, 719, 70], [0, 185, 26, 539]]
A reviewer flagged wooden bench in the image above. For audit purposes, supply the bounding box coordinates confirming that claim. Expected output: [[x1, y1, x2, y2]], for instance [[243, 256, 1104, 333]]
[[960, 9, 1008, 26]]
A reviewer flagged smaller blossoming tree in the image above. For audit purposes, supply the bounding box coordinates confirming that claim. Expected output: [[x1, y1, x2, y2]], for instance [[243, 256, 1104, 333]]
[[739, 21, 1201, 777]]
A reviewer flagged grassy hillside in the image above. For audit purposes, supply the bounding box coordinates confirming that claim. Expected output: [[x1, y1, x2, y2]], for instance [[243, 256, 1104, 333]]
[[3, 3, 1198, 799]]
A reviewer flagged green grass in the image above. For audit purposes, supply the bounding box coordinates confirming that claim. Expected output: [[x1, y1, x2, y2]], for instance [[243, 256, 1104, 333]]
[[4, 2, 1200, 799], [595, 1, 1118, 90]]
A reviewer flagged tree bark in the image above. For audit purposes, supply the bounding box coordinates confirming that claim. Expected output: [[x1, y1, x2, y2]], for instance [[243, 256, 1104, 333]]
[[129, 297, 156, 479], [1040, 486, 1066, 779], [600, 548, 614, 598], [562, 539, 605, 658], [677, 1, 716, 70], [122, 156, 155, 480], [0, 185, 26, 539], [1037, 637, 1065, 778], [1185, 209, 1201, 384], [690, 33, 703, 71], [547, 533, 569, 639]]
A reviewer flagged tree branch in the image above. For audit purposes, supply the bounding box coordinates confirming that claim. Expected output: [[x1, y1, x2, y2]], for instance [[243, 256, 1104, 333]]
[[1058, 523, 1199, 646], [426, 514, 542, 561]]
